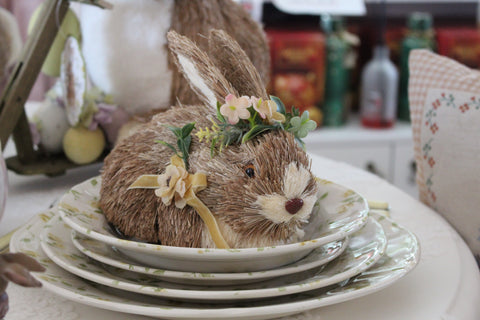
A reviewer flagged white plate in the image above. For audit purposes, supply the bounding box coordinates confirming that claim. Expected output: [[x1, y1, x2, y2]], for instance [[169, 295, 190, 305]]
[[58, 177, 369, 272], [40, 215, 385, 301], [10, 209, 419, 319], [71, 231, 348, 286]]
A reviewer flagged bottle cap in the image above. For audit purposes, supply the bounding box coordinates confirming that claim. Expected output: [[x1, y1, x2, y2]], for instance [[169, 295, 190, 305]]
[[407, 12, 433, 31]]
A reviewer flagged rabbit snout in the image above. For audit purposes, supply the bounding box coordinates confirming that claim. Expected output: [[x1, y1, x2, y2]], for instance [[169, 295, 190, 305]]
[[285, 198, 304, 215], [255, 163, 318, 224]]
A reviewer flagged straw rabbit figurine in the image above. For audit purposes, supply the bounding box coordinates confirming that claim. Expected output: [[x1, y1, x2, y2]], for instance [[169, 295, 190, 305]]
[[100, 30, 318, 249]]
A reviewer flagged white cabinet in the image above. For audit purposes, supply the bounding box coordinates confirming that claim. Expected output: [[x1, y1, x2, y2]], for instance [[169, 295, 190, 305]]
[[309, 143, 392, 180], [392, 141, 417, 197], [304, 118, 418, 198]]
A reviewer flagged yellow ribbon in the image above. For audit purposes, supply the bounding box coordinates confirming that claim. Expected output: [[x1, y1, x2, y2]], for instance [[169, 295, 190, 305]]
[[128, 155, 230, 249]]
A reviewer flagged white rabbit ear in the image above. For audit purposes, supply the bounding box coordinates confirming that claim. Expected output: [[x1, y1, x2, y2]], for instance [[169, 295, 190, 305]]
[[208, 30, 268, 100], [167, 31, 238, 108]]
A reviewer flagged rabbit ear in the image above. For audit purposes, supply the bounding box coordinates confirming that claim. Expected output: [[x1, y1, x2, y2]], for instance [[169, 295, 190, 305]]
[[167, 30, 238, 109], [208, 30, 268, 100]]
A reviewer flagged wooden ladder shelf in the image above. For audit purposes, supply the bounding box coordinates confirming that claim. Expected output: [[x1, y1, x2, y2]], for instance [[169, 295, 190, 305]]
[[0, 0, 110, 176]]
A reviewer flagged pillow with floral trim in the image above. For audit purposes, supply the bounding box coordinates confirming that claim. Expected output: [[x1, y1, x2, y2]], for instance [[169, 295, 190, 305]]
[[409, 49, 480, 264]]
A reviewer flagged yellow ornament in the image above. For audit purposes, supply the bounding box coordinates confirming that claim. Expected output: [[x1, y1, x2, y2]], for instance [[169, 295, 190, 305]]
[[63, 127, 105, 165], [28, 5, 82, 77]]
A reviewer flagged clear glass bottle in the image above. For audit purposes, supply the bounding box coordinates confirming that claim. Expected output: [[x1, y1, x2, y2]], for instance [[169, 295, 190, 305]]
[[360, 45, 398, 128], [397, 12, 435, 121]]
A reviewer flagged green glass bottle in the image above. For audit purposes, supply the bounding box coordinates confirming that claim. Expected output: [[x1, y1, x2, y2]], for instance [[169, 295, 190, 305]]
[[398, 12, 435, 121], [321, 16, 349, 126]]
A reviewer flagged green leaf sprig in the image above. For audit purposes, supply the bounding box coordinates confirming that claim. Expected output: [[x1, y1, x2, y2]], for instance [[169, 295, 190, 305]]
[[156, 122, 195, 170]]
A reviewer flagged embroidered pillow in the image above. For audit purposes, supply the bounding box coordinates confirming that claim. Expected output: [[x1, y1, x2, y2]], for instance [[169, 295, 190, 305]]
[[409, 49, 480, 263]]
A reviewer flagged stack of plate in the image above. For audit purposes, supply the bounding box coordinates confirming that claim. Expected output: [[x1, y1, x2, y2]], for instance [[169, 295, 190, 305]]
[[10, 177, 419, 320]]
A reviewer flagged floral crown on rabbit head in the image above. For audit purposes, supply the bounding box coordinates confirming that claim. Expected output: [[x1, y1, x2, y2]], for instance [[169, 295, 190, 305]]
[[129, 30, 316, 249]]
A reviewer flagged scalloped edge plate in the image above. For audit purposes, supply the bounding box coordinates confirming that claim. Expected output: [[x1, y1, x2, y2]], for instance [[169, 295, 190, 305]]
[[10, 209, 419, 320], [40, 215, 386, 301], [71, 231, 348, 286], [58, 177, 369, 272]]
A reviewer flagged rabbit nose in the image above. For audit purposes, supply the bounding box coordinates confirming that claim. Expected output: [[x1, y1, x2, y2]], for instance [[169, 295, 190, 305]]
[[285, 198, 304, 215]]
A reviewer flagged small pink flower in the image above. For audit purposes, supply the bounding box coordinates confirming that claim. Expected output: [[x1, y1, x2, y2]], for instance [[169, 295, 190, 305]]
[[220, 94, 251, 125], [257, 99, 275, 120], [250, 96, 265, 118], [253, 98, 286, 124]]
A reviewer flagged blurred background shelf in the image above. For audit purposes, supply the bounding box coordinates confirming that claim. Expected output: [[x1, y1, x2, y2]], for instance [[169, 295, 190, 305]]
[[304, 118, 417, 198], [260, 0, 478, 17], [3, 0, 476, 198]]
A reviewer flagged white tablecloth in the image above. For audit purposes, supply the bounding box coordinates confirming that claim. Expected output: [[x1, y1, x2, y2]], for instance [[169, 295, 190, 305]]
[[2, 142, 479, 320]]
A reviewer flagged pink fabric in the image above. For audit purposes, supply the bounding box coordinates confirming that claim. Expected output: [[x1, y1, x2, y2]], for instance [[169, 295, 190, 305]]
[[409, 49, 480, 263], [0, 0, 55, 101]]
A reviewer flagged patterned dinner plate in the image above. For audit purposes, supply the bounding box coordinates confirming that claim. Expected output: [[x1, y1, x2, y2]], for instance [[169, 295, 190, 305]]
[[71, 231, 348, 286], [39, 215, 386, 301], [58, 177, 369, 272], [10, 209, 419, 320]]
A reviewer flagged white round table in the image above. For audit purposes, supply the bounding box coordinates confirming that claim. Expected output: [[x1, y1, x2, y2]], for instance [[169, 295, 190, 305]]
[[2, 145, 479, 320]]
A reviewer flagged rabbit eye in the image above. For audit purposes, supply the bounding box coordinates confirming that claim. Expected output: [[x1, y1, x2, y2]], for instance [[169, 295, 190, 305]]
[[245, 164, 255, 178]]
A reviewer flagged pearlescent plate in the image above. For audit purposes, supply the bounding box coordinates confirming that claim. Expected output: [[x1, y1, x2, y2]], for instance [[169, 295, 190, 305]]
[[58, 177, 369, 272], [71, 231, 348, 286], [40, 215, 385, 301], [10, 209, 419, 319]]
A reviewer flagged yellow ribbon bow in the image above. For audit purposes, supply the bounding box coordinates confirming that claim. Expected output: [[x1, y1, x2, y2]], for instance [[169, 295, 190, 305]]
[[128, 155, 230, 249]]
